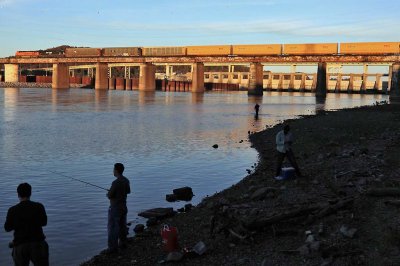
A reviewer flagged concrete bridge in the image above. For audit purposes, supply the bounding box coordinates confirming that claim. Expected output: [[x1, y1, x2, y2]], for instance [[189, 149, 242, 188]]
[[1, 55, 400, 97]]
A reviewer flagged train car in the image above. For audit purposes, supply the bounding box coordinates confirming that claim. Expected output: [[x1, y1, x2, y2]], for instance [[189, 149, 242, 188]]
[[283, 43, 338, 55], [340, 42, 400, 55], [15, 51, 40, 57], [232, 44, 282, 55], [65, 48, 102, 57], [142, 46, 186, 56], [102, 47, 141, 57], [186, 45, 232, 56]]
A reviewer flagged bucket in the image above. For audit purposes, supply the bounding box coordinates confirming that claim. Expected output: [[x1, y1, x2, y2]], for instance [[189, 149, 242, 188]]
[[160, 225, 179, 252]]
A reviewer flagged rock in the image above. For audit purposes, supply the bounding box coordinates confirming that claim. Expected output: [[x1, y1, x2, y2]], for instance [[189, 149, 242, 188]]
[[261, 258, 274, 266], [166, 251, 183, 262], [166, 194, 177, 202], [297, 244, 310, 256], [309, 241, 320, 252], [184, 204, 193, 212], [133, 224, 145, 233], [312, 179, 319, 185], [239, 140, 243, 143], [321, 257, 333, 266], [305, 234, 315, 243], [212, 144, 218, 149], [139, 208, 175, 219], [339, 225, 358, 238], [173, 186, 194, 201], [146, 217, 158, 227], [250, 187, 277, 200], [177, 207, 185, 213]]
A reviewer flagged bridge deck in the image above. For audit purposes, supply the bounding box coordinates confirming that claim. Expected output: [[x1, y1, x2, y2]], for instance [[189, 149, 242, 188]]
[[0, 55, 399, 64]]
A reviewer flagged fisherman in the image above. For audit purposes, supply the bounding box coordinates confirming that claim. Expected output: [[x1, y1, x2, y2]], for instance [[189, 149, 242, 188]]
[[254, 103, 260, 117], [4, 183, 49, 266], [106, 163, 131, 254], [275, 124, 302, 178], [164, 75, 169, 90]]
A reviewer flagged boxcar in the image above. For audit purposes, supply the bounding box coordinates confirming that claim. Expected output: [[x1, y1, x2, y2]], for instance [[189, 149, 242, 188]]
[[65, 48, 102, 57], [340, 42, 400, 55], [142, 47, 186, 56], [102, 47, 141, 57], [283, 43, 338, 55], [232, 44, 282, 55], [15, 51, 40, 57], [186, 45, 232, 56]]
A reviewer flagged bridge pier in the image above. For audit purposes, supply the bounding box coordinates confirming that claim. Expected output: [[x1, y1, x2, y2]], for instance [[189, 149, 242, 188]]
[[95, 63, 109, 90], [315, 62, 327, 97], [335, 73, 342, 92], [4, 64, 19, 82], [248, 62, 263, 95], [139, 63, 156, 91], [390, 63, 400, 101], [191, 62, 205, 93], [300, 73, 306, 92], [348, 74, 354, 92], [52, 63, 70, 89]]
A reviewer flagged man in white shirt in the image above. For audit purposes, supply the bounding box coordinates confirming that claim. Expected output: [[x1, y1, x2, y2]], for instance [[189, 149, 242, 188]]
[[275, 124, 302, 178]]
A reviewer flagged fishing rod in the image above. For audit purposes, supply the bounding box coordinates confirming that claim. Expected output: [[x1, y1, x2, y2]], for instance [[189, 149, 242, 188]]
[[21, 165, 109, 191], [47, 169, 109, 191]]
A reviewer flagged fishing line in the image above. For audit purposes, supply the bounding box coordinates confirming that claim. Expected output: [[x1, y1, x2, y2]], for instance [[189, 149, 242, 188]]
[[21, 165, 109, 191], [47, 169, 109, 191]]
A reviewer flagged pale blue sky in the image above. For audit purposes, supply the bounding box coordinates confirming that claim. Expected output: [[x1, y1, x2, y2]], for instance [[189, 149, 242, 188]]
[[0, 0, 399, 57]]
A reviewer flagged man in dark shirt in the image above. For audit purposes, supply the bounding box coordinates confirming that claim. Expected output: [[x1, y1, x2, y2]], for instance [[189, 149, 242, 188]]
[[106, 163, 131, 253], [4, 183, 49, 266]]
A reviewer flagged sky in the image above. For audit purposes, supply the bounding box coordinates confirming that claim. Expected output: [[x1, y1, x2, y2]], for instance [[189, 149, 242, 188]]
[[0, 0, 400, 57]]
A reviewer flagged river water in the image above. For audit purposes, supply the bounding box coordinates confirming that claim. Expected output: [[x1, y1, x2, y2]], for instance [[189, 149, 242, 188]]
[[0, 88, 388, 265]]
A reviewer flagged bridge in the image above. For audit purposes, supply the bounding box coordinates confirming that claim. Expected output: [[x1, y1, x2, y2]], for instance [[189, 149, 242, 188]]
[[1, 54, 400, 97]]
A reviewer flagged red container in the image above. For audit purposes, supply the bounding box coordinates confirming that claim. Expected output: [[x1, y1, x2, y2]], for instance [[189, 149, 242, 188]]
[[160, 225, 179, 252]]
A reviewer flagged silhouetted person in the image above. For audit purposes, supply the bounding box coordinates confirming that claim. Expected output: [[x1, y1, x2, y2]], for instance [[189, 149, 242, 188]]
[[164, 75, 169, 91], [254, 103, 260, 118], [4, 183, 49, 266], [106, 163, 131, 254], [275, 125, 302, 178]]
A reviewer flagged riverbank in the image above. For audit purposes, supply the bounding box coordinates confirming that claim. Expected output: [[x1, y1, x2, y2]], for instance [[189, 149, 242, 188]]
[[82, 102, 400, 266]]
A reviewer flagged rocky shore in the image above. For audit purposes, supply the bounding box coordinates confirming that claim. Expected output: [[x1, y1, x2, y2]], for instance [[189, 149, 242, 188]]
[[82, 102, 400, 266]]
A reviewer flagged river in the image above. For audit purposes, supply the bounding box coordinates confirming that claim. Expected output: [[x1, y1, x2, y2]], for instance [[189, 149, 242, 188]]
[[0, 88, 388, 265]]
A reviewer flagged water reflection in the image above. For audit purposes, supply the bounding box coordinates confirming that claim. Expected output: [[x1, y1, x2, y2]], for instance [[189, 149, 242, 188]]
[[138, 91, 156, 106], [191, 92, 204, 104], [315, 96, 326, 114]]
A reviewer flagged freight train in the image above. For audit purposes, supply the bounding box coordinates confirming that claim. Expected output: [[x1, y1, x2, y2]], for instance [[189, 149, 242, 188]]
[[15, 42, 400, 58]]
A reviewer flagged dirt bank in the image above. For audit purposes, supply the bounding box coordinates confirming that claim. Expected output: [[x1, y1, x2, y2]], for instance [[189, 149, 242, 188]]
[[82, 102, 400, 266]]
